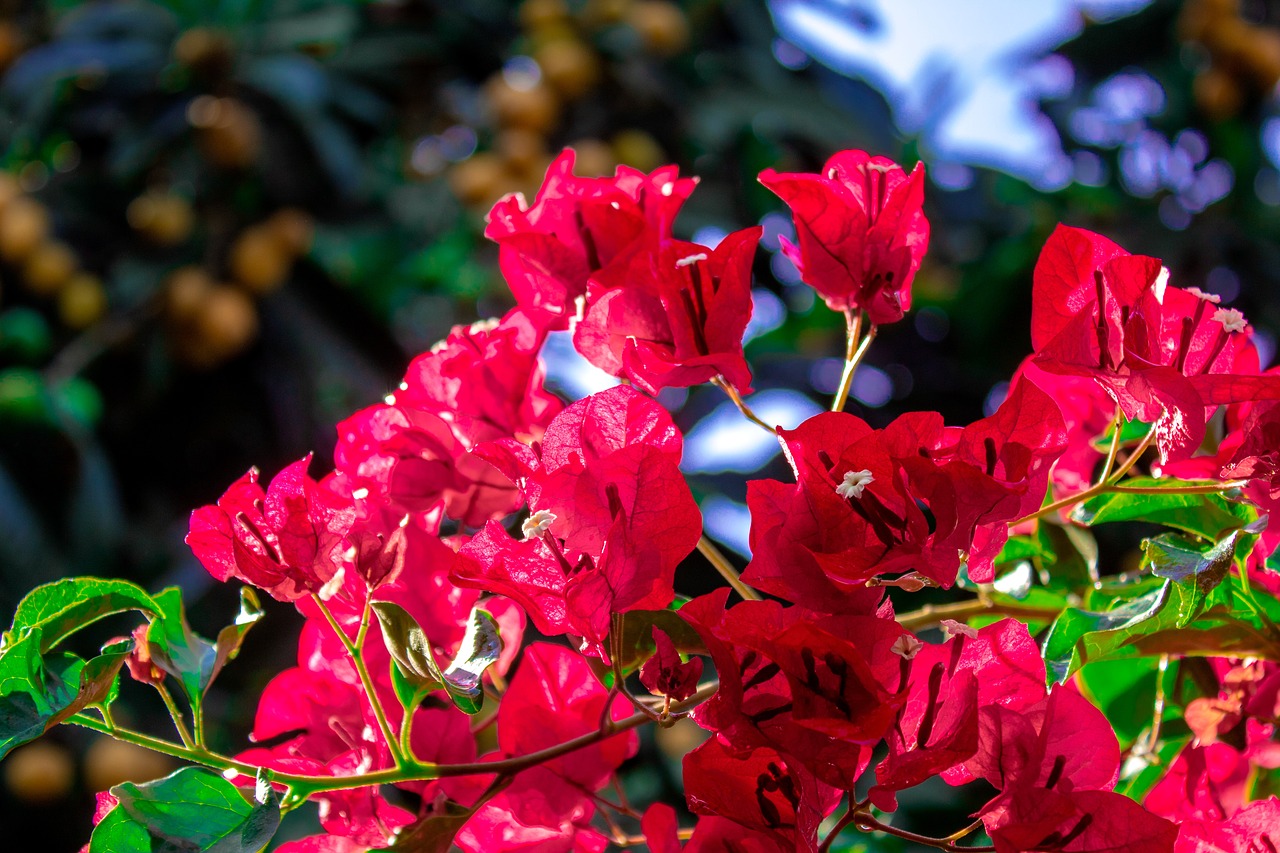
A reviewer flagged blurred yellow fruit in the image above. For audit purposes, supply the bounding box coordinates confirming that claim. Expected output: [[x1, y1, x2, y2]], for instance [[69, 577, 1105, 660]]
[[229, 226, 291, 294], [265, 207, 314, 257], [4, 742, 74, 804], [85, 737, 175, 793], [165, 265, 216, 323], [1239, 29, 1280, 89], [449, 153, 509, 207], [23, 241, 78, 296], [1195, 65, 1243, 120], [128, 191, 195, 246], [0, 22, 22, 73], [187, 285, 259, 366], [0, 171, 20, 213], [1178, 0, 1240, 42], [0, 198, 51, 263], [611, 128, 664, 171], [582, 0, 632, 27], [173, 27, 233, 77], [519, 0, 570, 30], [626, 1, 689, 56], [191, 97, 262, 169], [536, 39, 601, 99], [484, 76, 561, 133], [58, 273, 107, 329], [568, 138, 615, 176], [497, 128, 549, 174]]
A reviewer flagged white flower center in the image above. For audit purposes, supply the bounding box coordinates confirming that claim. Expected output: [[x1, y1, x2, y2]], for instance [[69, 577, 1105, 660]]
[[1214, 307, 1247, 334], [1185, 286, 1221, 304], [675, 253, 707, 268], [522, 509, 558, 540], [940, 619, 978, 640], [836, 469, 875, 500], [891, 635, 923, 660]]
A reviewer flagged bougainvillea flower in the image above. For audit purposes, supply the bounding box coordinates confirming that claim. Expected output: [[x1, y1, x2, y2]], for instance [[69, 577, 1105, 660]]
[[1012, 358, 1117, 495], [640, 627, 703, 702], [497, 643, 637, 791], [1145, 714, 1280, 826], [759, 149, 928, 324], [681, 590, 906, 790], [574, 227, 760, 395], [187, 455, 355, 602], [454, 644, 635, 852], [871, 619, 1048, 809], [981, 787, 1177, 853], [742, 378, 1064, 599], [335, 309, 561, 527], [457, 386, 700, 655], [484, 149, 697, 328], [965, 685, 1122, 794], [1174, 796, 1280, 851], [1030, 224, 1280, 462], [683, 736, 841, 852]]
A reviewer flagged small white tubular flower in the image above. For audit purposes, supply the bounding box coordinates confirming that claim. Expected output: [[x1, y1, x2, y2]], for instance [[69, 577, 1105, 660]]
[[891, 635, 923, 660], [521, 509, 558, 540], [1214, 307, 1247, 334], [836, 469, 875, 500], [940, 619, 978, 640], [675, 253, 707, 268], [1185, 286, 1221, 304]]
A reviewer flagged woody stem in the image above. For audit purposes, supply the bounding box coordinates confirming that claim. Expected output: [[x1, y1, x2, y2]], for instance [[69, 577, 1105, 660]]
[[895, 598, 1064, 632], [697, 535, 762, 601], [853, 811, 995, 852]]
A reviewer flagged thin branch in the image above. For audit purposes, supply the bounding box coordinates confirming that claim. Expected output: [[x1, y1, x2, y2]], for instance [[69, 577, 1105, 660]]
[[711, 376, 773, 433], [854, 812, 995, 852], [832, 316, 877, 413], [311, 595, 407, 769], [697, 535, 762, 601], [154, 682, 195, 749], [895, 598, 1064, 632]]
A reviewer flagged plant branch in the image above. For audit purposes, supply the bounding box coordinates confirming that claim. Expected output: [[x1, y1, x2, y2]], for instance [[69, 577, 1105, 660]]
[[832, 312, 877, 413], [711, 376, 772, 433], [1013, 424, 1170, 526], [697, 535, 762, 601], [854, 812, 994, 852], [154, 682, 195, 749], [895, 598, 1064, 632], [311, 595, 407, 770]]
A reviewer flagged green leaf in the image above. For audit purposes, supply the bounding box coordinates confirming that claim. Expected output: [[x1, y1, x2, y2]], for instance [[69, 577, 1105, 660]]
[[1076, 657, 1176, 747], [0, 629, 130, 758], [1035, 522, 1099, 591], [146, 588, 260, 721], [146, 588, 217, 715], [371, 601, 444, 690], [209, 588, 263, 685], [1042, 571, 1280, 683], [90, 767, 280, 853], [6, 577, 155, 652], [373, 602, 504, 715], [385, 800, 474, 852], [1073, 478, 1256, 540], [1144, 530, 1240, 627], [440, 607, 503, 716], [46, 639, 131, 729], [611, 609, 707, 674]]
